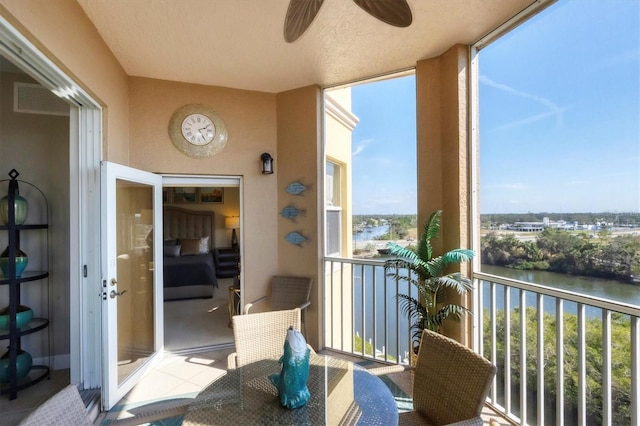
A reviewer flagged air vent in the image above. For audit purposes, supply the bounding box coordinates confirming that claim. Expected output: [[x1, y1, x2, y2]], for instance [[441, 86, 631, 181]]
[[14, 82, 70, 116]]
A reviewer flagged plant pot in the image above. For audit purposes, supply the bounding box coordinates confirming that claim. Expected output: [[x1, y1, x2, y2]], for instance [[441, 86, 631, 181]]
[[0, 349, 32, 383], [0, 305, 33, 330]]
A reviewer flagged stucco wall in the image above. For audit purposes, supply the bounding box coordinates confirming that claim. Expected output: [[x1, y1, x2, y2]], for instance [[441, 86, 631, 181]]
[[416, 44, 473, 345], [276, 85, 322, 348], [128, 76, 279, 304], [0, 0, 130, 163], [324, 90, 356, 257]]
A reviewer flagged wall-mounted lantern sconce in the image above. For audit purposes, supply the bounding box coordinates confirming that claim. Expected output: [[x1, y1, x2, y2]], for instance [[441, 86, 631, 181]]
[[261, 153, 274, 174]]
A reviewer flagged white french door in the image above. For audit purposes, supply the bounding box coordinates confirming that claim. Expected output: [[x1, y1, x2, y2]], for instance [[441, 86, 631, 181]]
[[101, 161, 164, 409]]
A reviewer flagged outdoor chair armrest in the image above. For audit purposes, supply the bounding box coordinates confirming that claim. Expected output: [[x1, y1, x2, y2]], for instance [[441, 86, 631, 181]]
[[367, 364, 407, 376], [298, 300, 311, 311], [245, 297, 309, 313], [244, 296, 270, 314], [227, 352, 238, 369], [444, 417, 483, 426]]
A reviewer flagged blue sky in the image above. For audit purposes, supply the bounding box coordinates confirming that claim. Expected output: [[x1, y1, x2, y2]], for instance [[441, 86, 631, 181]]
[[349, 0, 639, 215], [351, 76, 416, 215]]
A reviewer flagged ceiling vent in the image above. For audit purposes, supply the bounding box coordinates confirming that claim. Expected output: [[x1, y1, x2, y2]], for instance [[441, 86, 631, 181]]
[[14, 82, 70, 116]]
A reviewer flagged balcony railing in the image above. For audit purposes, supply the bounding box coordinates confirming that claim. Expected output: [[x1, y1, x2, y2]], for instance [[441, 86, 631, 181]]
[[324, 256, 412, 366], [324, 256, 639, 425], [475, 271, 639, 426]]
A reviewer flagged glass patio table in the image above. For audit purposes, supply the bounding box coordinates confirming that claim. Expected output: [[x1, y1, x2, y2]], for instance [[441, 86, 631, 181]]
[[182, 353, 399, 425]]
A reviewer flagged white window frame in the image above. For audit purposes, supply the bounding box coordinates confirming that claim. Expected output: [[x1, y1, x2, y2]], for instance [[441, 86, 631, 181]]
[[325, 160, 342, 256]]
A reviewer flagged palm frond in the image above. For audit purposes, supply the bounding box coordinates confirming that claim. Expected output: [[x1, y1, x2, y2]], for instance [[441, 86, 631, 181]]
[[416, 210, 441, 261], [424, 210, 442, 242], [434, 273, 473, 294], [441, 248, 475, 266]]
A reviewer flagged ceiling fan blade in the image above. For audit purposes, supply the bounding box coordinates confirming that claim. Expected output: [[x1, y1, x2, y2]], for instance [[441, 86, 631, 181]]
[[284, 0, 325, 43], [353, 0, 413, 27]]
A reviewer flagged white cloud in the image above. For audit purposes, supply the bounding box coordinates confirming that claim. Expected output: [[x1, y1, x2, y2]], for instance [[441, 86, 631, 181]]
[[353, 139, 374, 156], [480, 75, 567, 129], [483, 183, 528, 190]]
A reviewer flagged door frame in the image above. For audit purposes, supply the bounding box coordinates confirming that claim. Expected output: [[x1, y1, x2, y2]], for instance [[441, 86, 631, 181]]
[[161, 174, 244, 319], [0, 16, 103, 388]]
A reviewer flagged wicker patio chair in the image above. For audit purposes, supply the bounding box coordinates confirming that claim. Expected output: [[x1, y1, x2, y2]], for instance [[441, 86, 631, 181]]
[[244, 275, 312, 336], [228, 307, 305, 369], [18, 384, 93, 426], [399, 329, 497, 426]]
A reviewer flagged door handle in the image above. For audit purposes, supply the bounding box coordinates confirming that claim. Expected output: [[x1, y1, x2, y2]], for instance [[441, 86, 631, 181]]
[[109, 290, 127, 299]]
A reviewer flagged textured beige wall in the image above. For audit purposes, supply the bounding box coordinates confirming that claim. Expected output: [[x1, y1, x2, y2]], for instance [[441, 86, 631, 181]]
[[416, 44, 472, 345], [0, 0, 130, 163], [276, 85, 322, 348], [324, 90, 355, 257], [128, 76, 279, 304]]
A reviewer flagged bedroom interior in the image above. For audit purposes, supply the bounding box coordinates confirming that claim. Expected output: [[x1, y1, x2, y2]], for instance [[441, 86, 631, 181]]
[[161, 185, 240, 354]]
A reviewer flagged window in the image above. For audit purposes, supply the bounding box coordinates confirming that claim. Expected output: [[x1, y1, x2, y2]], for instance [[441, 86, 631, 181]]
[[476, 0, 640, 303], [324, 72, 416, 259], [325, 161, 342, 255], [473, 3, 640, 423]]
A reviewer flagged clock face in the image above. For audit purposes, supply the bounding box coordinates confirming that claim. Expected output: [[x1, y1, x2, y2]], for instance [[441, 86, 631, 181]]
[[181, 113, 216, 145], [169, 104, 228, 158]]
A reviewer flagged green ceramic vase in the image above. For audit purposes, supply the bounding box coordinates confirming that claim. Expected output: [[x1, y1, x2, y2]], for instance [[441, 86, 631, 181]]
[[0, 305, 33, 330], [0, 349, 32, 383], [0, 193, 28, 225]]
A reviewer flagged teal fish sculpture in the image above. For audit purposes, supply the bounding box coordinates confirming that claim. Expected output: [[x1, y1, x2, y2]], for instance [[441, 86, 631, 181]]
[[269, 326, 311, 409]]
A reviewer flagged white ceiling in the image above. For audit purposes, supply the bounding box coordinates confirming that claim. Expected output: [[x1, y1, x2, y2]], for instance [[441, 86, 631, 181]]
[[76, 0, 537, 93]]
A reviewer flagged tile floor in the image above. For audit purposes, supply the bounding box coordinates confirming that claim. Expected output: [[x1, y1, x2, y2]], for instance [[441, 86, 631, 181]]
[[3, 347, 514, 425]]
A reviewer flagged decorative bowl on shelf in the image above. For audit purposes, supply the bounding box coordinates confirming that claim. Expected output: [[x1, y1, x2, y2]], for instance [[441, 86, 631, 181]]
[[0, 305, 33, 330], [0, 246, 28, 278], [0, 348, 33, 383]]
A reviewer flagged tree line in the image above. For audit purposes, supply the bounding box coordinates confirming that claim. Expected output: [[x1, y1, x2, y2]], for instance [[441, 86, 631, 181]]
[[481, 212, 640, 227], [481, 228, 640, 283], [485, 308, 632, 425]]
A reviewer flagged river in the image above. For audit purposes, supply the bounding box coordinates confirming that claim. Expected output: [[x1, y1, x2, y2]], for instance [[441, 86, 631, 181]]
[[352, 225, 389, 242], [481, 264, 640, 308]]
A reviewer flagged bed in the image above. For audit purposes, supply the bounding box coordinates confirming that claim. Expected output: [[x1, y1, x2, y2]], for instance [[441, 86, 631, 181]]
[[162, 206, 218, 301]]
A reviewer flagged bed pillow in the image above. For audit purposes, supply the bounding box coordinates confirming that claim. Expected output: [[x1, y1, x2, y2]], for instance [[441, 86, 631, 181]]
[[164, 244, 181, 257], [180, 236, 209, 256]]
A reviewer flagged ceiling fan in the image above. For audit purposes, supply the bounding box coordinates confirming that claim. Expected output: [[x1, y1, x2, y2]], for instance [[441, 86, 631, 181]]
[[284, 0, 413, 43]]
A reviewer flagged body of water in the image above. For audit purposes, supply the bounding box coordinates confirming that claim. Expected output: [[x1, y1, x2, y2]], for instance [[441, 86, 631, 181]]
[[480, 264, 640, 317], [352, 225, 389, 242]]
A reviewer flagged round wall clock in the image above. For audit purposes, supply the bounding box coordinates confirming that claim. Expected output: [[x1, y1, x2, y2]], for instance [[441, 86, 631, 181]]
[[168, 104, 228, 158]]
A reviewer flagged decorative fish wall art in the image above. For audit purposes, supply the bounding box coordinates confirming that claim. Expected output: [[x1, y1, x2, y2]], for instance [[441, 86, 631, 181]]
[[280, 204, 307, 221], [285, 231, 309, 247], [285, 181, 309, 196]]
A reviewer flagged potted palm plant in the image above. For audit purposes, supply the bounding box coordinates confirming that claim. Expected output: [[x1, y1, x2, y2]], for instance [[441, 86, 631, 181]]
[[384, 210, 475, 366]]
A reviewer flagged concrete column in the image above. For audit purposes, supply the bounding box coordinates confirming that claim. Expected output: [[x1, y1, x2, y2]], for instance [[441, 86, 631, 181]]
[[416, 44, 473, 346]]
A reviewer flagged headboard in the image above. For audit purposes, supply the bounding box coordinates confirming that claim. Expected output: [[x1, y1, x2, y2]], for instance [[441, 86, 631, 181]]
[[163, 206, 215, 251]]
